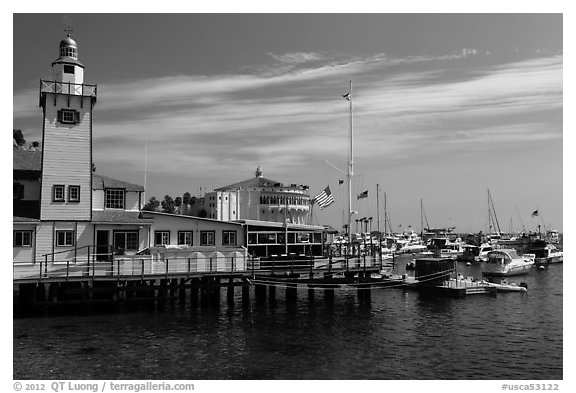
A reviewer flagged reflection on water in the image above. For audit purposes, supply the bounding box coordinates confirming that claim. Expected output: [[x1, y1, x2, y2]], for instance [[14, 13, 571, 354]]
[[14, 259, 562, 380]]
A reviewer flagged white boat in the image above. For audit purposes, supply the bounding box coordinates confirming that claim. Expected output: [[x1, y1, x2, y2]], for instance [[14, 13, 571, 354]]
[[398, 241, 428, 254], [439, 242, 464, 259], [481, 279, 528, 293], [424, 237, 464, 259], [460, 243, 493, 262], [482, 249, 535, 277], [546, 229, 560, 244], [478, 243, 493, 261], [531, 243, 563, 265]]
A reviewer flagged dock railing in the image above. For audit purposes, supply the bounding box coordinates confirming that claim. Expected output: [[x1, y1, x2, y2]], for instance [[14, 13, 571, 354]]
[[14, 251, 381, 282]]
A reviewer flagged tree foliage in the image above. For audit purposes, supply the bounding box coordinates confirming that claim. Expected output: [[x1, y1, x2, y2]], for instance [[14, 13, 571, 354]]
[[13, 129, 26, 146], [161, 195, 175, 214], [142, 197, 160, 212]]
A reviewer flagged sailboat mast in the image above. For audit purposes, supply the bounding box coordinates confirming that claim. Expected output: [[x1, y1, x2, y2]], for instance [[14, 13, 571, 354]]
[[420, 199, 424, 236], [347, 80, 354, 252], [384, 192, 388, 239], [376, 184, 380, 233], [488, 189, 502, 235]]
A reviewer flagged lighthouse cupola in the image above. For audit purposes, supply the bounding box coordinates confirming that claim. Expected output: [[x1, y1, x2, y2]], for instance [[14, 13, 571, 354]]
[[51, 33, 85, 85]]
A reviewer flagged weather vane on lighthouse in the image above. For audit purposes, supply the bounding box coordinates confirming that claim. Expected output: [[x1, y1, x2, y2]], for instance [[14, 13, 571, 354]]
[[64, 25, 73, 37]]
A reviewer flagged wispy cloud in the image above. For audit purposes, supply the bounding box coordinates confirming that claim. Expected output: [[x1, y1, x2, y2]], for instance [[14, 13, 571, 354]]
[[267, 51, 328, 64], [14, 50, 562, 197]]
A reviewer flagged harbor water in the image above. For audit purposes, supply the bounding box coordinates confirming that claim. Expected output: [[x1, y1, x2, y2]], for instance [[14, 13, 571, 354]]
[[13, 255, 562, 380]]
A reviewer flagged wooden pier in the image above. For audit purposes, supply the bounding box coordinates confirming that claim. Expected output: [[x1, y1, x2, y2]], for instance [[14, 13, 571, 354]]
[[13, 254, 392, 313]]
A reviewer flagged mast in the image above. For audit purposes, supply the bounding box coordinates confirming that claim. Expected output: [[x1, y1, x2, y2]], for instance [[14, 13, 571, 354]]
[[346, 80, 354, 255], [384, 192, 388, 240], [376, 184, 380, 233], [377, 184, 382, 261], [143, 139, 148, 207], [420, 199, 424, 237], [488, 189, 502, 235]]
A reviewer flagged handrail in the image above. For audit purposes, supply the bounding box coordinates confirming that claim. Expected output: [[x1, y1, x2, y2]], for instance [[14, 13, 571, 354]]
[[14, 254, 379, 282], [40, 79, 97, 96], [41, 244, 94, 257]]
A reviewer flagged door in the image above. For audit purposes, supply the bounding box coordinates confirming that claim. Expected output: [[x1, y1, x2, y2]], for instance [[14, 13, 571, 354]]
[[96, 230, 110, 261]]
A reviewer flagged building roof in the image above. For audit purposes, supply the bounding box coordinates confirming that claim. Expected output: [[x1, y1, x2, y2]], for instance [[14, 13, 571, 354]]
[[91, 210, 153, 224], [13, 216, 40, 223], [92, 174, 144, 192], [214, 165, 307, 192], [234, 219, 325, 231], [12, 150, 144, 191], [215, 176, 289, 191], [13, 149, 42, 172], [140, 211, 243, 226]]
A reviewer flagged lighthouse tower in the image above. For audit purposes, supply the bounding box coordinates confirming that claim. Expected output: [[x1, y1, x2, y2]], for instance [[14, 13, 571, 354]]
[[39, 32, 97, 221]]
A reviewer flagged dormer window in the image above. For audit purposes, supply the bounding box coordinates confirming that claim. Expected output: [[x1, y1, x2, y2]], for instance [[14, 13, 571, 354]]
[[105, 189, 125, 209]]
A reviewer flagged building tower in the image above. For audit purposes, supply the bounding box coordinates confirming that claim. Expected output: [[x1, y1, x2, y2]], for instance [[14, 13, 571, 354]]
[[39, 32, 97, 221]]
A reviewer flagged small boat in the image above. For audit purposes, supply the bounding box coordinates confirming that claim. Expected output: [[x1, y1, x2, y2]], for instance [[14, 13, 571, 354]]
[[546, 229, 560, 244], [482, 249, 535, 277], [529, 241, 563, 265], [458, 243, 492, 262], [481, 279, 528, 293]]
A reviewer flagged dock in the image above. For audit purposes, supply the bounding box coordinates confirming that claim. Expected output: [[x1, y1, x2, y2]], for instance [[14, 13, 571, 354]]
[[406, 278, 497, 297], [13, 254, 389, 313]]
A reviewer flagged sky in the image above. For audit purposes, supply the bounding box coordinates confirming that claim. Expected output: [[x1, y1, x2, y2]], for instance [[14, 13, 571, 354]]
[[11, 12, 564, 233]]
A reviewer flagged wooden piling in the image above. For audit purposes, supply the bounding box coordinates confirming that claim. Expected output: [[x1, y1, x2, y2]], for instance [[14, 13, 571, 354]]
[[255, 283, 267, 303], [190, 278, 200, 306], [286, 283, 297, 303], [242, 284, 250, 307], [269, 284, 276, 303], [227, 278, 235, 304]]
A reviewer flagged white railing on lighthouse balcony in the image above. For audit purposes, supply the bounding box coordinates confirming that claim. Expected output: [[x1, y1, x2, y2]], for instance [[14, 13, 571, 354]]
[[40, 80, 97, 96]]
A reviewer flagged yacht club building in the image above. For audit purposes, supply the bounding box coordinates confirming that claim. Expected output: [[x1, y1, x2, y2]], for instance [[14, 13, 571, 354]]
[[13, 33, 247, 277], [13, 32, 328, 275]]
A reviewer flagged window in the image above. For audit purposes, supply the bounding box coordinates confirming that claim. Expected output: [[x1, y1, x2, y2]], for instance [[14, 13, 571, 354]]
[[60, 47, 77, 58], [222, 231, 237, 246], [55, 230, 74, 247], [57, 109, 80, 124], [68, 185, 80, 202], [53, 185, 65, 202], [105, 189, 125, 209], [14, 230, 32, 247], [114, 231, 139, 251], [13, 183, 24, 200], [154, 231, 170, 246], [200, 231, 215, 246], [63, 65, 75, 74], [178, 231, 192, 246]]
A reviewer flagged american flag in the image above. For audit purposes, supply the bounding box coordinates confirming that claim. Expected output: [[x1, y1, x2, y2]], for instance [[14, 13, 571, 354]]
[[312, 186, 335, 209]]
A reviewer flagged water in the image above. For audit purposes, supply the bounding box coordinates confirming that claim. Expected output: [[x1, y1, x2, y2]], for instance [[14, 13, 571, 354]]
[[13, 256, 563, 380]]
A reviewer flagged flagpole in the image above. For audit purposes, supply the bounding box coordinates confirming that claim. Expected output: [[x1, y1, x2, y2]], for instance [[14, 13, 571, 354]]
[[143, 139, 148, 208], [347, 80, 353, 258]]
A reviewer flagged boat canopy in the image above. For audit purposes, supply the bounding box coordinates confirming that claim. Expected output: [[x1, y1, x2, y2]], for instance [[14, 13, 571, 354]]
[[488, 249, 520, 260]]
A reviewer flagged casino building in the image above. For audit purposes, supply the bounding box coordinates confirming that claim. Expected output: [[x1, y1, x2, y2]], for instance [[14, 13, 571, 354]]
[[204, 165, 312, 225]]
